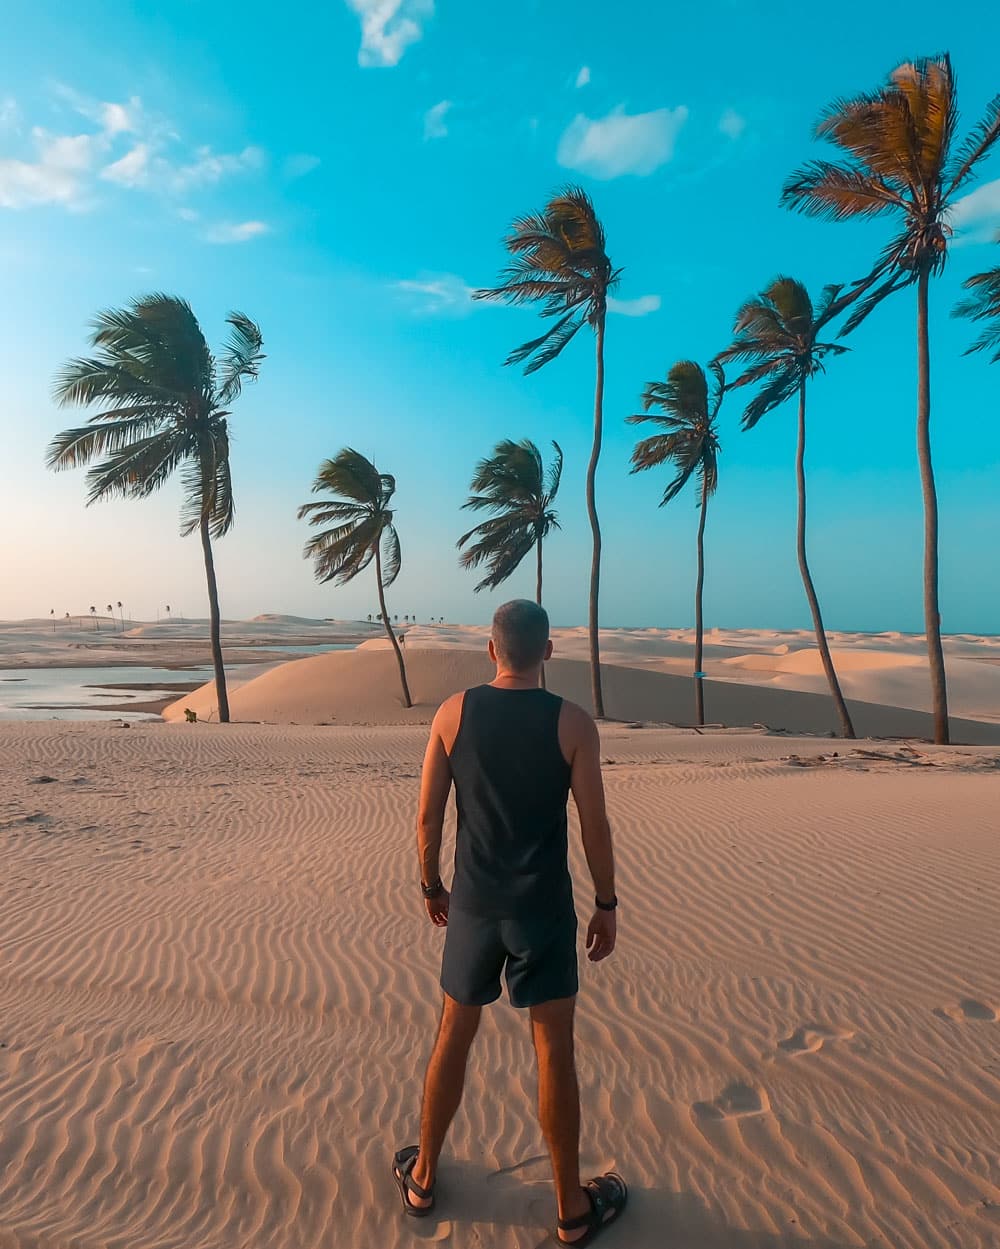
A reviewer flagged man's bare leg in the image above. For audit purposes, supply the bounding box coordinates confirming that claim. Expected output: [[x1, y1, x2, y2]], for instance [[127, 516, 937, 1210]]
[[530, 996, 592, 1243], [408, 993, 482, 1205]]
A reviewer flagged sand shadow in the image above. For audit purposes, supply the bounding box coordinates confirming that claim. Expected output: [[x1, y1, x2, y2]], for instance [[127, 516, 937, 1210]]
[[414, 1166, 857, 1248]]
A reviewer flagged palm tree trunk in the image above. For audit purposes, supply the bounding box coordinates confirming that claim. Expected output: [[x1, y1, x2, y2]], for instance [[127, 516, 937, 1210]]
[[199, 517, 230, 723], [375, 543, 412, 709], [916, 270, 949, 745], [586, 315, 606, 718], [694, 490, 707, 727], [795, 381, 855, 739], [536, 532, 547, 690]]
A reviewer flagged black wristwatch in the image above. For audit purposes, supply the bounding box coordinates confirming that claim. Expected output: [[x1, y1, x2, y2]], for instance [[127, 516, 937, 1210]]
[[595, 894, 618, 912], [421, 877, 445, 899]]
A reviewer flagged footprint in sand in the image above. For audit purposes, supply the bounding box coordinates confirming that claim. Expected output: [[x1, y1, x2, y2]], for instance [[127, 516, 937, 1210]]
[[777, 1023, 855, 1056], [693, 1080, 770, 1121], [935, 999, 999, 1023]]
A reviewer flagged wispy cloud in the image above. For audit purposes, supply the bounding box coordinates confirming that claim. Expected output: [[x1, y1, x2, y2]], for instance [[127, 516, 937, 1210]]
[[575, 66, 591, 89], [607, 294, 661, 317], [285, 152, 321, 178], [345, 0, 434, 67], [0, 86, 266, 214], [423, 99, 451, 140], [394, 272, 475, 316], [718, 107, 746, 140], [951, 178, 1000, 233], [557, 104, 688, 179], [0, 97, 19, 130], [204, 220, 270, 244], [0, 127, 98, 209]]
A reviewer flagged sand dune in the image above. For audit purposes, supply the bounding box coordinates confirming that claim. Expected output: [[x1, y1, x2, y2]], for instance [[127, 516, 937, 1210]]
[[165, 646, 1000, 744], [1, 720, 998, 1248]]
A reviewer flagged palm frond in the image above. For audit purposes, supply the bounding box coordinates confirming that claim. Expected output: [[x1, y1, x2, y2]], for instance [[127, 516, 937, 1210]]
[[954, 263, 1000, 361], [381, 523, 401, 587], [507, 311, 586, 374], [739, 367, 800, 430], [217, 312, 264, 405], [83, 430, 187, 505], [545, 440, 563, 499], [781, 160, 907, 220], [945, 92, 1000, 197], [45, 412, 171, 470]]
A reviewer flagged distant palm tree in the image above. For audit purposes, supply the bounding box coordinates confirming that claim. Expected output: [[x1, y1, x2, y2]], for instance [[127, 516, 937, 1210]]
[[628, 361, 723, 727], [50, 608, 55, 633], [954, 246, 1000, 360], [90, 605, 98, 632], [298, 448, 412, 708], [117, 600, 124, 632], [476, 187, 619, 718], [781, 55, 1000, 744], [47, 293, 264, 723], [458, 438, 563, 603], [716, 278, 856, 739]]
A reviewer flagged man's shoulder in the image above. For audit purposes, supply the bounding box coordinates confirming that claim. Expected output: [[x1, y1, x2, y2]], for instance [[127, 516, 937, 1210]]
[[557, 697, 598, 752]]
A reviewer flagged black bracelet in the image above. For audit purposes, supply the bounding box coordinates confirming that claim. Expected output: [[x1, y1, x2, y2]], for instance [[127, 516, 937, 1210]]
[[421, 877, 444, 899], [595, 894, 618, 912]]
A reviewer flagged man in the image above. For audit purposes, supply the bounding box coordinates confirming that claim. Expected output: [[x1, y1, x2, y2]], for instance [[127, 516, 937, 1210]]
[[392, 599, 627, 1246]]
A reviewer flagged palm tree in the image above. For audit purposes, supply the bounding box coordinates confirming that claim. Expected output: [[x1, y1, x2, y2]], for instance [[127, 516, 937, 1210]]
[[458, 438, 563, 603], [90, 605, 99, 632], [117, 601, 124, 632], [475, 187, 619, 718], [47, 293, 264, 724], [781, 55, 1000, 744], [715, 278, 856, 739], [298, 448, 412, 708], [627, 361, 723, 727], [954, 245, 1000, 360]]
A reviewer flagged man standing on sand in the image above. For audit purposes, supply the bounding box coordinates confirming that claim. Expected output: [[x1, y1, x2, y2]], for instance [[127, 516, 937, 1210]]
[[392, 599, 627, 1246]]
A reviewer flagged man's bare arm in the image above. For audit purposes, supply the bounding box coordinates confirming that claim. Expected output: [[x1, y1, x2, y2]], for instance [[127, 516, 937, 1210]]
[[416, 710, 453, 886], [569, 710, 616, 903]]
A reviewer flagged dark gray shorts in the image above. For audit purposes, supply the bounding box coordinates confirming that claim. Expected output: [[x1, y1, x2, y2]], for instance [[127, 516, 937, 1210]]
[[440, 904, 578, 1008]]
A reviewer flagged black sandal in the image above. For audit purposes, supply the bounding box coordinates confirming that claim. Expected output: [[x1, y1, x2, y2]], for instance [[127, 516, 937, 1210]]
[[392, 1145, 435, 1217], [554, 1172, 628, 1245]]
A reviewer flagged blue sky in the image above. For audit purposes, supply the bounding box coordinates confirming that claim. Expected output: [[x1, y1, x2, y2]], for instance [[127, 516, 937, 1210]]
[[2, 0, 999, 631]]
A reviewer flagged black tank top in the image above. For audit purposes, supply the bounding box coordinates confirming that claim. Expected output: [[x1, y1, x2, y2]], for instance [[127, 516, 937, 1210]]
[[448, 684, 574, 919]]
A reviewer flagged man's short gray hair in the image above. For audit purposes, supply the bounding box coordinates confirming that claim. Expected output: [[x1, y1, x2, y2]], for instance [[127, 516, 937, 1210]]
[[492, 599, 550, 671]]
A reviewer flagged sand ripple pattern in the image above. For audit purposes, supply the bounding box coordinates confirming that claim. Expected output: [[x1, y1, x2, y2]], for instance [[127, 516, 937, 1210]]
[[1, 722, 999, 1248]]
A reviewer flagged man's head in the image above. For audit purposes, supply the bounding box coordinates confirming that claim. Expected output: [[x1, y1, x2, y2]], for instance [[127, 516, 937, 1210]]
[[489, 599, 553, 674]]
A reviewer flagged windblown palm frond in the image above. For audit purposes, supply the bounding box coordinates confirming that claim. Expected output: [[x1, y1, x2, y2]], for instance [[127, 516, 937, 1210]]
[[458, 438, 562, 592], [715, 276, 849, 428], [954, 256, 1000, 362], [47, 293, 262, 537], [628, 361, 723, 506], [782, 54, 1000, 332], [298, 449, 412, 708], [475, 186, 620, 374], [298, 449, 401, 589]]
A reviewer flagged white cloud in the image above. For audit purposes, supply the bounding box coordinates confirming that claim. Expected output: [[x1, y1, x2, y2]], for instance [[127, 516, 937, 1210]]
[[172, 144, 264, 192], [0, 127, 97, 209], [423, 99, 451, 140], [951, 178, 1000, 229], [101, 142, 150, 187], [1, 87, 267, 214], [346, 0, 434, 67], [557, 104, 688, 179], [285, 152, 321, 178], [0, 97, 19, 130], [718, 108, 746, 140], [575, 66, 591, 88], [394, 272, 475, 315], [607, 294, 661, 317], [204, 220, 270, 244], [177, 206, 199, 221]]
